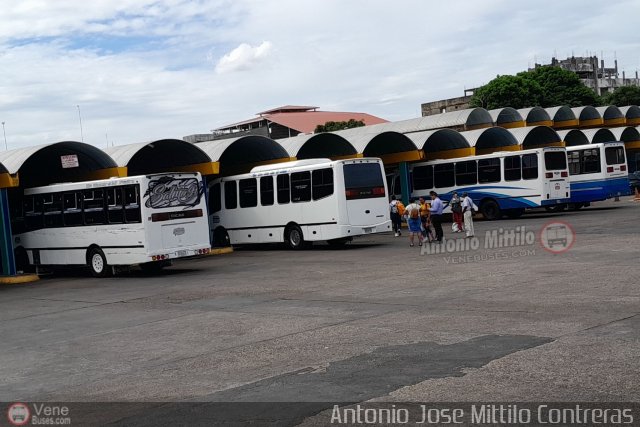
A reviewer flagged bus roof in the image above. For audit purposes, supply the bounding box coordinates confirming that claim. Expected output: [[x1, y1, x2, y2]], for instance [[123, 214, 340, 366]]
[[250, 158, 332, 173], [419, 146, 565, 165]]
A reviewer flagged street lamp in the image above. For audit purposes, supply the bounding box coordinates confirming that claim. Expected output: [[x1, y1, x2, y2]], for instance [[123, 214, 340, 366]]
[[1, 122, 6, 151]]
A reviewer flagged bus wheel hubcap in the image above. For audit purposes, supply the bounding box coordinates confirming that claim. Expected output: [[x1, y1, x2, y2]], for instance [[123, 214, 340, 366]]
[[93, 254, 103, 272], [290, 231, 300, 246]]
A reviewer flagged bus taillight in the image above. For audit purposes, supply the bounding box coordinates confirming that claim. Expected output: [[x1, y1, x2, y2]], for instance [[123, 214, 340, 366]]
[[607, 167, 614, 173], [620, 165, 627, 171], [372, 187, 385, 195], [561, 171, 568, 177], [545, 172, 553, 178]]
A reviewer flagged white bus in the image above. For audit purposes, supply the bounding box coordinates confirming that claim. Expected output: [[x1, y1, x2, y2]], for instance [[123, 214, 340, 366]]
[[12, 173, 211, 276], [208, 158, 392, 249], [565, 142, 630, 210], [389, 147, 571, 220]]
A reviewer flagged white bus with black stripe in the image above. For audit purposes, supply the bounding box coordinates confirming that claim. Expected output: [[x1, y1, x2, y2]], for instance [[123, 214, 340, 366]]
[[12, 173, 211, 277], [208, 158, 392, 249]]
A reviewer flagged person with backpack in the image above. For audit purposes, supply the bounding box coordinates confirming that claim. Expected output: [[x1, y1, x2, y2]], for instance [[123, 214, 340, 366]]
[[449, 191, 464, 233], [389, 196, 403, 237], [419, 196, 434, 243], [403, 197, 423, 247]]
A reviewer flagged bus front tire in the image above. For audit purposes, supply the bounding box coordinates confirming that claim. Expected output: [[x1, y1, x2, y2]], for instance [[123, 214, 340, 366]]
[[87, 247, 110, 278], [285, 225, 305, 250], [14, 247, 32, 273], [480, 199, 501, 221]]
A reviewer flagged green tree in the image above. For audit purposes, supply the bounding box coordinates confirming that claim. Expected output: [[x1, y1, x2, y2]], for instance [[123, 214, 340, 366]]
[[471, 65, 602, 109], [603, 85, 640, 106], [315, 119, 365, 133]]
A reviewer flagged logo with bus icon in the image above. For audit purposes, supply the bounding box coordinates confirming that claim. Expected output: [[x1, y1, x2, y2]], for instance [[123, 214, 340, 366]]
[[7, 402, 30, 426], [540, 221, 575, 253]]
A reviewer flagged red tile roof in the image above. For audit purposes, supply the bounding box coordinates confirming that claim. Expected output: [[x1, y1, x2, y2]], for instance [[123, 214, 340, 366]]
[[215, 109, 388, 134]]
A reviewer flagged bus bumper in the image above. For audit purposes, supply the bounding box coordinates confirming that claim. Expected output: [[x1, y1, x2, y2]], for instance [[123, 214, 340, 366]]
[[335, 220, 392, 238], [147, 244, 211, 262], [540, 198, 571, 206]]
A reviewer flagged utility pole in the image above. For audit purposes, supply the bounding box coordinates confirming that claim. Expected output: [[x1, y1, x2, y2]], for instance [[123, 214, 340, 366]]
[[1, 122, 7, 151], [77, 105, 84, 142]]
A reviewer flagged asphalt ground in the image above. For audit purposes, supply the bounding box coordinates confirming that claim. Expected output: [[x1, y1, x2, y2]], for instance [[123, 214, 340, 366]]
[[0, 198, 638, 425]]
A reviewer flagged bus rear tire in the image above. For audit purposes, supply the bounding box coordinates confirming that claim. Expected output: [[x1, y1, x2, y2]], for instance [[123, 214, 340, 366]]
[[213, 227, 231, 247], [87, 247, 110, 278], [285, 224, 305, 250], [480, 199, 501, 220]]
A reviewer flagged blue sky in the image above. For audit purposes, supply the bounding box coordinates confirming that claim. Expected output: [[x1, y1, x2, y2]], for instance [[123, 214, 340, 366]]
[[1, 0, 639, 149]]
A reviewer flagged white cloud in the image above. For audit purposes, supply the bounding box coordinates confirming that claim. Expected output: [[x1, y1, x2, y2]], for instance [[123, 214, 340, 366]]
[[214, 41, 273, 74]]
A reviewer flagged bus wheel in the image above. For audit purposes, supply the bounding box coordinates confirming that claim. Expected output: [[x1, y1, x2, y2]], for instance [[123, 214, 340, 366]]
[[87, 247, 111, 278], [14, 247, 32, 273], [327, 237, 352, 247], [505, 208, 525, 219], [285, 224, 305, 250], [214, 227, 231, 247], [480, 199, 501, 220]]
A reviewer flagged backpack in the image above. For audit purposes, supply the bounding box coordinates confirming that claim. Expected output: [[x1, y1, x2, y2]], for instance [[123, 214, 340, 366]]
[[397, 202, 405, 216], [390, 201, 398, 214], [409, 205, 419, 219]]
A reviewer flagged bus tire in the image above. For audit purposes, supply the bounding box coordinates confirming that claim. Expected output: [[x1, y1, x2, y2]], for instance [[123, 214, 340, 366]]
[[505, 208, 525, 219], [213, 227, 231, 247], [14, 247, 32, 273], [327, 237, 352, 247], [87, 246, 111, 278], [285, 224, 305, 250], [480, 199, 501, 220]]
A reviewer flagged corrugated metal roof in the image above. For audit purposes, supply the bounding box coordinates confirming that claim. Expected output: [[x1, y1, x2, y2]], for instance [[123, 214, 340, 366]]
[[276, 133, 316, 157], [488, 107, 523, 124], [619, 105, 640, 118], [517, 107, 552, 124], [596, 106, 623, 120], [571, 106, 600, 121], [609, 126, 640, 141], [507, 126, 561, 147], [545, 106, 576, 121], [276, 133, 357, 158], [404, 128, 470, 151], [196, 135, 289, 162], [104, 139, 211, 167], [581, 128, 616, 143], [257, 105, 318, 115], [460, 127, 518, 148], [557, 129, 588, 146]]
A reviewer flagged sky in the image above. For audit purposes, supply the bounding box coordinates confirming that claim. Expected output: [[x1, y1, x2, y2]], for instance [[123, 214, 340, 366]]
[[1, 0, 639, 150]]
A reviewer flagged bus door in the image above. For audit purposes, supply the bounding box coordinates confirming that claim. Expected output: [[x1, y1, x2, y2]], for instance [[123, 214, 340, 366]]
[[542, 150, 570, 200]]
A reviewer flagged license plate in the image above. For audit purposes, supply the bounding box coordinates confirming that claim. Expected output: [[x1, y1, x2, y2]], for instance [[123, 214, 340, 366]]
[[177, 250, 187, 257], [363, 227, 373, 233]]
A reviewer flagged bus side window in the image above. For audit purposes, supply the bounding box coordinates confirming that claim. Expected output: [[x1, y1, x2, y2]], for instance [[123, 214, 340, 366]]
[[124, 185, 141, 223], [107, 187, 125, 224], [24, 195, 43, 231], [455, 160, 477, 186], [312, 168, 334, 200], [84, 189, 106, 225], [412, 165, 433, 190], [478, 158, 501, 183], [63, 192, 83, 226], [277, 174, 290, 204], [434, 163, 455, 188], [522, 153, 538, 180], [504, 155, 521, 181], [43, 193, 64, 228], [239, 178, 258, 208], [224, 181, 237, 209], [208, 182, 222, 213], [568, 151, 581, 175], [291, 171, 311, 203], [260, 177, 274, 206]]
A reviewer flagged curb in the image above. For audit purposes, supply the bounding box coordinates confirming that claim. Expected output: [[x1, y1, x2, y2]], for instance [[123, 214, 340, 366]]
[[0, 274, 40, 285], [209, 247, 234, 255]]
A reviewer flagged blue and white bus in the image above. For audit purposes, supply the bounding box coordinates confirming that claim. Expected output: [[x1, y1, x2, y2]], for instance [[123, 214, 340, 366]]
[[389, 147, 571, 220], [565, 142, 630, 209]]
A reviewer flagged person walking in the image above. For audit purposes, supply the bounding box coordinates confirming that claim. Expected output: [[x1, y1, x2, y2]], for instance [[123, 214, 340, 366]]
[[403, 197, 423, 247], [461, 192, 478, 238], [389, 196, 404, 237], [429, 191, 444, 243], [449, 191, 464, 233], [418, 196, 434, 243]]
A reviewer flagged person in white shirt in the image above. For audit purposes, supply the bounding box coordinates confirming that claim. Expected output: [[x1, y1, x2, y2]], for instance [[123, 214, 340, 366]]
[[461, 192, 477, 238]]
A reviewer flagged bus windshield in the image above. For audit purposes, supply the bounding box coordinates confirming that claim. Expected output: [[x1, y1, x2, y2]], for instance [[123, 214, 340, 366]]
[[544, 152, 567, 170], [343, 163, 385, 200]]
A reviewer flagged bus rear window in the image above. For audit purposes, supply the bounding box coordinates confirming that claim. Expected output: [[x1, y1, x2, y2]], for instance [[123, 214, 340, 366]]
[[544, 152, 567, 170], [605, 146, 625, 165], [343, 163, 385, 200]]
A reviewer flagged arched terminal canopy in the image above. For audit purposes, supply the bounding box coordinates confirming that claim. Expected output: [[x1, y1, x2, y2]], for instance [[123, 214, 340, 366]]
[[278, 133, 357, 160], [508, 126, 563, 149], [105, 139, 214, 176], [488, 107, 525, 128], [197, 135, 290, 175], [571, 106, 603, 128], [406, 128, 472, 159], [461, 127, 519, 155], [0, 141, 120, 188], [619, 105, 640, 126], [596, 106, 625, 127], [581, 128, 616, 144], [517, 107, 553, 126], [546, 106, 578, 129], [610, 126, 640, 149], [346, 131, 421, 164], [556, 129, 589, 146]]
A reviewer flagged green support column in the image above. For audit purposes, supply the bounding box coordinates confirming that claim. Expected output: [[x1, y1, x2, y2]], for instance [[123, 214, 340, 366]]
[[0, 188, 16, 276], [399, 161, 410, 205]]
